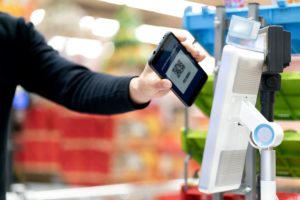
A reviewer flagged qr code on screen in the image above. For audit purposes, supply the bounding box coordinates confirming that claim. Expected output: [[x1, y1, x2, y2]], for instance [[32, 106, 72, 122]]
[[172, 59, 185, 79]]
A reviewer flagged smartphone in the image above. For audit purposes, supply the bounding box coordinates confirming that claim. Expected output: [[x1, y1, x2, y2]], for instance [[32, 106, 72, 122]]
[[148, 32, 208, 106]]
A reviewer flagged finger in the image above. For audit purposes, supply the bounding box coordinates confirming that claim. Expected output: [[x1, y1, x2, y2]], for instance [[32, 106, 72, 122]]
[[152, 79, 172, 90], [176, 35, 187, 42], [181, 42, 205, 61], [185, 44, 205, 62], [191, 49, 206, 62], [152, 89, 171, 98], [172, 31, 187, 42], [195, 53, 206, 62], [181, 41, 196, 54], [160, 79, 172, 89]]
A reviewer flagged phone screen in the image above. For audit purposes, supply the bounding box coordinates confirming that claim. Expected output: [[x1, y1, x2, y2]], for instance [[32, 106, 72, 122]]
[[148, 32, 207, 106], [166, 49, 198, 94]]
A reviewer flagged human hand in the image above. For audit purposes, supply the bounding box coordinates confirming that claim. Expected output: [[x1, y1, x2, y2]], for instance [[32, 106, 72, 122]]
[[129, 33, 205, 104]]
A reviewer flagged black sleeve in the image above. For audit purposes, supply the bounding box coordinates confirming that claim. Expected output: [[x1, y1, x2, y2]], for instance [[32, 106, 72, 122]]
[[15, 17, 149, 114]]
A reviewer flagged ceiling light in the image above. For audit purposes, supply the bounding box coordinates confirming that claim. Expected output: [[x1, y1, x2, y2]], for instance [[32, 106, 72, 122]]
[[79, 16, 95, 30], [92, 18, 120, 38], [48, 36, 103, 59], [79, 16, 120, 38], [135, 24, 193, 45], [65, 37, 103, 59], [98, 0, 204, 18], [48, 36, 66, 52], [30, 9, 46, 26]]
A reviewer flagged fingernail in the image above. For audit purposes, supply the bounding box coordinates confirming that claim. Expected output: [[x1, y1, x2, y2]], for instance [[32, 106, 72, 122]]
[[163, 81, 171, 88]]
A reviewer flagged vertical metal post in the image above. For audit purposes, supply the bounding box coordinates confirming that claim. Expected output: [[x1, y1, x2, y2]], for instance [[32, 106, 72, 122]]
[[213, 6, 226, 200], [244, 144, 257, 200], [213, 6, 226, 89], [184, 154, 191, 191], [183, 107, 190, 192], [248, 3, 260, 21], [243, 4, 260, 200], [260, 149, 276, 200], [259, 74, 280, 200], [213, 193, 223, 200]]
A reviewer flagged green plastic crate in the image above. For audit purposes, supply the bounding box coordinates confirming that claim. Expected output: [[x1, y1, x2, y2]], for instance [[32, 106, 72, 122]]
[[181, 129, 300, 177], [195, 72, 300, 120]]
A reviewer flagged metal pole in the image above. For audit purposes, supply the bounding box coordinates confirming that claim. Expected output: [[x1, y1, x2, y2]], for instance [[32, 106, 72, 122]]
[[213, 6, 226, 200], [213, 5, 226, 89], [244, 4, 260, 200], [183, 107, 190, 192], [260, 149, 277, 200], [248, 3, 260, 21], [244, 144, 257, 200], [259, 74, 279, 200], [184, 154, 191, 192]]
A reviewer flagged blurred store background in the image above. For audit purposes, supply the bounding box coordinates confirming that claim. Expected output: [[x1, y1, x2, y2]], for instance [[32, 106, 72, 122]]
[[4, 0, 300, 200], [7, 1, 210, 199]]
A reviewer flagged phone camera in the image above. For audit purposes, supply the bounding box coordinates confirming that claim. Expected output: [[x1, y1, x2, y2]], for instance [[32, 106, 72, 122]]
[[153, 51, 156, 54]]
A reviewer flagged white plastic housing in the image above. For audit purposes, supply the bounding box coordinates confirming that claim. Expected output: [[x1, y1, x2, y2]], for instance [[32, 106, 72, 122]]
[[239, 101, 284, 149], [199, 45, 265, 193]]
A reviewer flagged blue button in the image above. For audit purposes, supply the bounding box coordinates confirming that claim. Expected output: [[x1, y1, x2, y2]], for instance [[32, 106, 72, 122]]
[[253, 124, 274, 148]]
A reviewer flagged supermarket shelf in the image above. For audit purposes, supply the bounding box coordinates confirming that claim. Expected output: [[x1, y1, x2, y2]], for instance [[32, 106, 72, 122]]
[[15, 102, 184, 186], [181, 129, 300, 177], [7, 177, 300, 200], [7, 179, 184, 200], [183, 0, 300, 55], [181, 182, 300, 200], [195, 72, 300, 120]]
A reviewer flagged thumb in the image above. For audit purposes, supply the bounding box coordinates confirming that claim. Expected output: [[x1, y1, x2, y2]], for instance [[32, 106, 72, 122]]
[[154, 79, 172, 90]]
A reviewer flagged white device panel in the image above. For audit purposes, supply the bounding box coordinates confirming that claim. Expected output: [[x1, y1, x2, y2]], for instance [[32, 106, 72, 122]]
[[199, 45, 264, 193]]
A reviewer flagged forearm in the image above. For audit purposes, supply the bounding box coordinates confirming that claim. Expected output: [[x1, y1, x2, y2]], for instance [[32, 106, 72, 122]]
[[61, 72, 149, 114], [15, 17, 149, 114]]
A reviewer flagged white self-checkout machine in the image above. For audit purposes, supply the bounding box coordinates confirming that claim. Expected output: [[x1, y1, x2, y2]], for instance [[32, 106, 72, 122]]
[[198, 16, 291, 200]]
